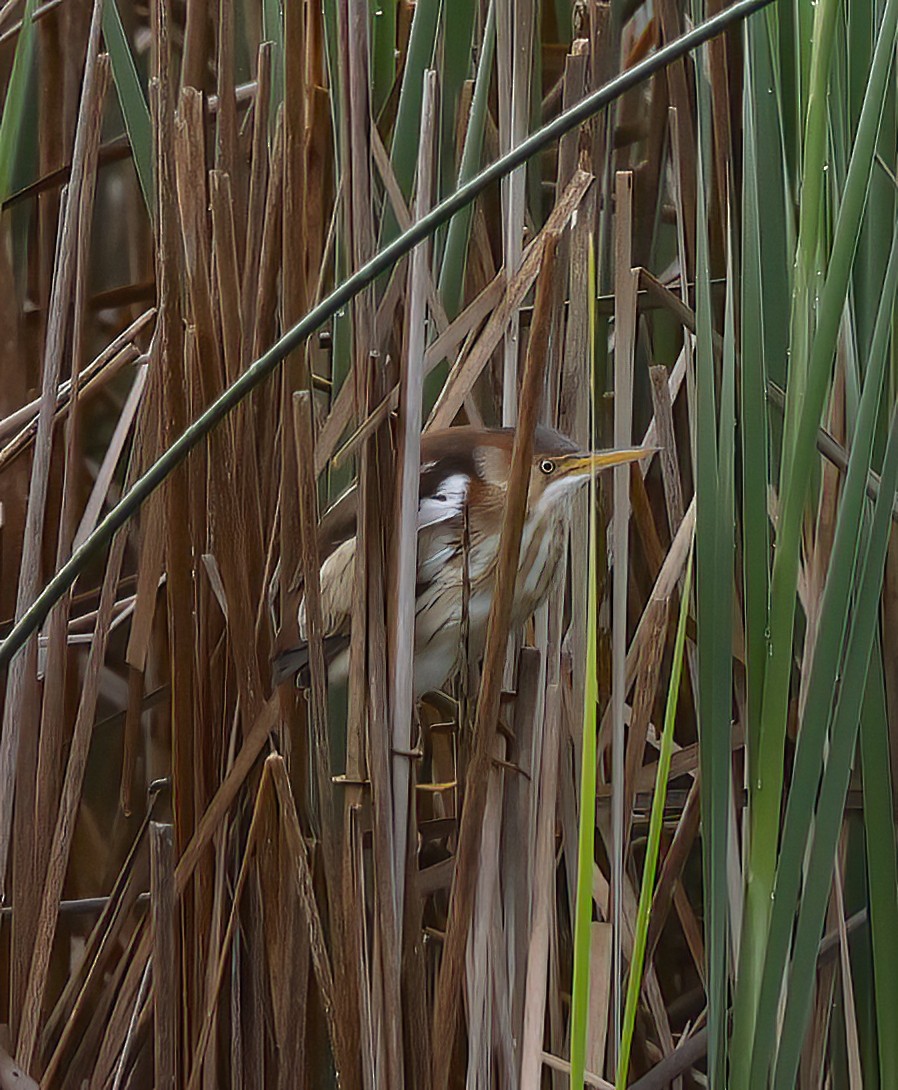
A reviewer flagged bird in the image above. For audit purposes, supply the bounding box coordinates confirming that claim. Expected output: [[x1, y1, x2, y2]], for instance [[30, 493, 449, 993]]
[[271, 425, 653, 698]]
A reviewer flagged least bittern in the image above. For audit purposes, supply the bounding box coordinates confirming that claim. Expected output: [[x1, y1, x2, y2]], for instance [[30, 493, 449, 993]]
[[272, 425, 653, 697]]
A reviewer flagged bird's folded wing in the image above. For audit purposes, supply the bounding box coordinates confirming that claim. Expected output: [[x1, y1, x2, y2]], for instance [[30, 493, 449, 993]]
[[271, 536, 356, 688]]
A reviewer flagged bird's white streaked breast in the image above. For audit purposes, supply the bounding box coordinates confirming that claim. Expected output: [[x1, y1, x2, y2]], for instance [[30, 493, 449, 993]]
[[516, 497, 572, 616]]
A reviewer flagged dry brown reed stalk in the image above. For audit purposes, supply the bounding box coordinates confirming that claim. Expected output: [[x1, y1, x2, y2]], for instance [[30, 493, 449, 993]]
[[520, 675, 563, 1088], [389, 69, 436, 934], [40, 801, 156, 1083], [1, 30, 103, 935], [0, 326, 149, 456], [149, 822, 176, 1087], [17, 515, 129, 1070], [611, 167, 638, 1052]]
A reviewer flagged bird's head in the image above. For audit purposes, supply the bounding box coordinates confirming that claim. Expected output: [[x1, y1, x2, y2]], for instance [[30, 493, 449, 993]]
[[417, 426, 656, 532], [525, 439, 656, 514]]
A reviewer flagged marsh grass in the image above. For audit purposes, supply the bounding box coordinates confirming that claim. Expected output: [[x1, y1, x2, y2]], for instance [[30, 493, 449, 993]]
[[0, 0, 896, 1087]]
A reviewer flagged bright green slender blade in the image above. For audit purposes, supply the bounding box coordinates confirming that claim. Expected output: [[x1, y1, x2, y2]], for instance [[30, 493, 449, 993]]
[[569, 235, 598, 1090], [615, 549, 694, 1089]]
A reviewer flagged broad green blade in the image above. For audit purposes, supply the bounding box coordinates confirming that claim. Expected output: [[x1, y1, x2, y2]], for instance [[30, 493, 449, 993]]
[[0, 0, 39, 203], [772, 407, 898, 1089], [436, 0, 495, 323], [438, 0, 476, 206], [860, 647, 898, 1086], [745, 128, 898, 1090], [736, 4, 898, 1078], [379, 0, 441, 249], [692, 11, 732, 1081], [739, 7, 772, 774], [754, 26, 793, 398], [370, 0, 397, 118], [102, 0, 154, 217], [779, 0, 839, 465], [848, 0, 896, 378]]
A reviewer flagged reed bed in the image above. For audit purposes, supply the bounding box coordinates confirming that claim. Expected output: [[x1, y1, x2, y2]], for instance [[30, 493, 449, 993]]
[[0, 0, 896, 1087]]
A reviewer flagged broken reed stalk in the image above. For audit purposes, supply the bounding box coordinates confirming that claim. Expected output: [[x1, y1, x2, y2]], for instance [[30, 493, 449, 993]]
[[150, 822, 177, 1089], [611, 169, 637, 1055], [185, 757, 276, 1089]]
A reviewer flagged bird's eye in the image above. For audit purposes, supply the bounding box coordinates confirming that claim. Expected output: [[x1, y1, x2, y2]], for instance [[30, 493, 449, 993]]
[[539, 459, 555, 475]]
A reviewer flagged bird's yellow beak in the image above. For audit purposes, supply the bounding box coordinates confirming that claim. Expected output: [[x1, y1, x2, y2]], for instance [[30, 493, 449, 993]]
[[557, 446, 658, 478]]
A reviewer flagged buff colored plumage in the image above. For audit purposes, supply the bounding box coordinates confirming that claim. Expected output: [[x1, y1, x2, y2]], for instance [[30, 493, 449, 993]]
[[272, 426, 653, 697]]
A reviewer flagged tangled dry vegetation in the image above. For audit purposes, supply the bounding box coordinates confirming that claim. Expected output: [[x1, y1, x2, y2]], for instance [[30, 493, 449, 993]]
[[1, 0, 897, 1087]]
